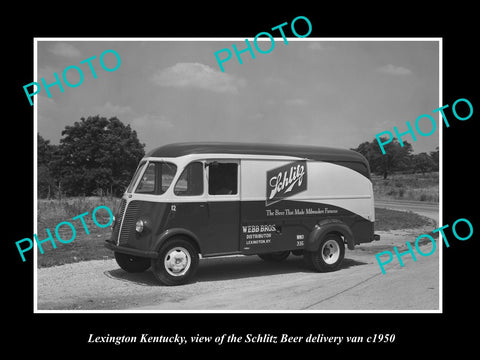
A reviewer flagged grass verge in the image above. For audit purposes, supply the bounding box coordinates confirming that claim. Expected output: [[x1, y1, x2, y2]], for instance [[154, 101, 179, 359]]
[[372, 172, 439, 202], [374, 207, 435, 231], [36, 197, 120, 268]]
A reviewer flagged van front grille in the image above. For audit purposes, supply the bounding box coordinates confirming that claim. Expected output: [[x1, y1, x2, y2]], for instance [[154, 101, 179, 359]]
[[118, 200, 140, 246], [112, 199, 126, 245]]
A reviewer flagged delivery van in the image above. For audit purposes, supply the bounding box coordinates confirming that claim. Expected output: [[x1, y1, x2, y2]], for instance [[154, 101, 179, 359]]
[[105, 142, 379, 285]]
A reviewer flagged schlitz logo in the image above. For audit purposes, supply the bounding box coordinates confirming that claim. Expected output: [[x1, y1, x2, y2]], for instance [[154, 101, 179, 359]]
[[266, 160, 307, 206]]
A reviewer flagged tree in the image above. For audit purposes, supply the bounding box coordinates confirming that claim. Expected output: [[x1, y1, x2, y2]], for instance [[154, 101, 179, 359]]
[[37, 133, 58, 198], [351, 137, 414, 179], [413, 152, 436, 174], [52, 115, 145, 197], [429, 146, 439, 171]]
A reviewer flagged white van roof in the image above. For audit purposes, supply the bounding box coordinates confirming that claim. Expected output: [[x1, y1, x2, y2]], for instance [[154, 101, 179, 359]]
[[145, 142, 371, 178]]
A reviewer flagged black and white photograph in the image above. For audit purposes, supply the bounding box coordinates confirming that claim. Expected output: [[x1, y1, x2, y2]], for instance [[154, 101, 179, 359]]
[[7, 8, 478, 354], [32, 38, 441, 312]]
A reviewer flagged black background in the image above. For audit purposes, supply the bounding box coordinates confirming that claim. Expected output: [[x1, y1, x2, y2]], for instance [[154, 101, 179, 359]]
[[6, 5, 478, 355]]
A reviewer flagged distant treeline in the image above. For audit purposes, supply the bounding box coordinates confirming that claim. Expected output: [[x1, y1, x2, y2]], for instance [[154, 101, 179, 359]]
[[38, 115, 145, 199], [351, 137, 438, 179]]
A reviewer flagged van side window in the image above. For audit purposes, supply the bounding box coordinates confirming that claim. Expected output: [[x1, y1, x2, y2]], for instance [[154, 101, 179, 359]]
[[208, 163, 238, 195], [174, 162, 204, 196]]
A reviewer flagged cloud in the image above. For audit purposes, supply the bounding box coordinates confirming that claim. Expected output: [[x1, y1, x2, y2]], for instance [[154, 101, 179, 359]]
[[37, 93, 56, 107], [307, 42, 326, 51], [286, 98, 308, 106], [49, 42, 81, 58], [263, 76, 287, 86], [93, 102, 133, 117], [131, 114, 173, 129], [37, 65, 58, 81], [249, 112, 265, 121], [88, 103, 172, 133], [377, 64, 412, 76], [152, 62, 246, 94]]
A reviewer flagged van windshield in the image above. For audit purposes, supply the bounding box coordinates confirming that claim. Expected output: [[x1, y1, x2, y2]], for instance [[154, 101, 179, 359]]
[[135, 161, 177, 195], [126, 161, 146, 193]]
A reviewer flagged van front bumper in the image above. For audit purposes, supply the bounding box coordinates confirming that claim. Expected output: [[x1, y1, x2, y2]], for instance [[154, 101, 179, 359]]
[[105, 240, 158, 259]]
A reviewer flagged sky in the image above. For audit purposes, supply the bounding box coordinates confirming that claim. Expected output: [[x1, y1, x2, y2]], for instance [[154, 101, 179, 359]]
[[35, 38, 440, 154]]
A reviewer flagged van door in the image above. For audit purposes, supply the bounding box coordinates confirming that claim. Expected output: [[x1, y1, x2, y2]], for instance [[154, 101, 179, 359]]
[[171, 161, 209, 243], [203, 160, 240, 255]]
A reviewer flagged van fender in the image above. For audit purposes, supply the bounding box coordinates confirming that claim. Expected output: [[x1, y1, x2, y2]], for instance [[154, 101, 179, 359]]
[[153, 228, 202, 254], [305, 219, 355, 251]]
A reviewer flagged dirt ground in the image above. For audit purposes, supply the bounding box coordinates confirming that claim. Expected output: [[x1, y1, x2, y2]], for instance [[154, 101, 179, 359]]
[[36, 221, 439, 311]]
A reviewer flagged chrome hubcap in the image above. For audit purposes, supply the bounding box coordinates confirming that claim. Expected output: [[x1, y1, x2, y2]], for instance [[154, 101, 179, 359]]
[[164, 247, 191, 276], [321, 239, 340, 264]]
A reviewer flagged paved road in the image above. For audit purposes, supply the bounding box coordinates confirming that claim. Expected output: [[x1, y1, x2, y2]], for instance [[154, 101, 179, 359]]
[[375, 199, 439, 225], [37, 200, 440, 312]]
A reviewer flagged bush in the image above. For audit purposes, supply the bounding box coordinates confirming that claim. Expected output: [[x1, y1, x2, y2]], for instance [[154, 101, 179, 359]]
[[372, 172, 438, 202]]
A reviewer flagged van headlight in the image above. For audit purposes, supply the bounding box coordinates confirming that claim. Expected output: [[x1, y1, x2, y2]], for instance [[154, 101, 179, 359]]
[[135, 219, 145, 233]]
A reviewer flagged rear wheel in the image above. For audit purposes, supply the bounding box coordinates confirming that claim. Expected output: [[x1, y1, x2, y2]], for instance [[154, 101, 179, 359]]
[[151, 238, 199, 286], [304, 234, 345, 272], [258, 251, 290, 262], [114, 252, 151, 273]]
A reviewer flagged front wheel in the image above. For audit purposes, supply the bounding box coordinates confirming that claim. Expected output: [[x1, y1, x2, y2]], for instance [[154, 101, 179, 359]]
[[151, 238, 199, 286], [114, 252, 151, 273], [304, 234, 345, 272]]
